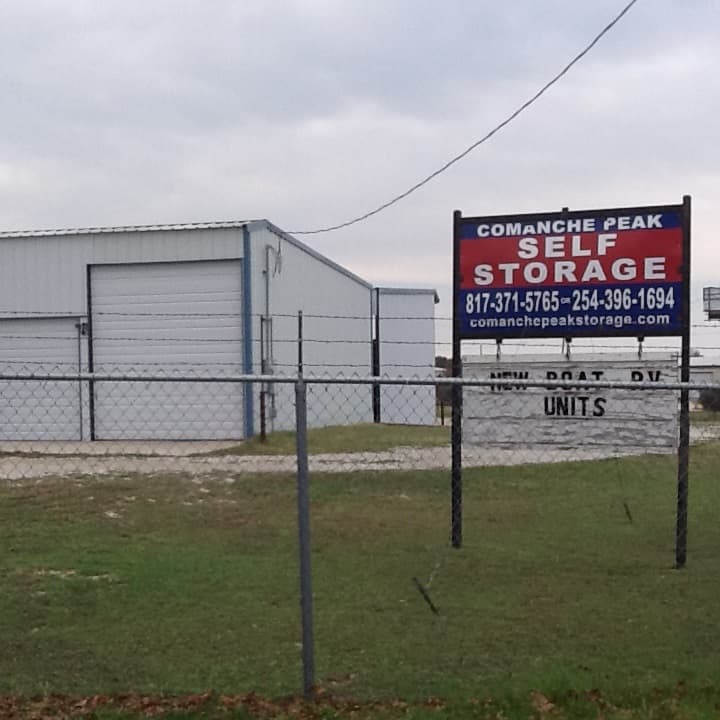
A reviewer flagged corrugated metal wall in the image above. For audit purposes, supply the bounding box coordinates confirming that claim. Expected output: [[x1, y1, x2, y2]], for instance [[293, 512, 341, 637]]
[[249, 225, 374, 432], [0, 227, 245, 315], [377, 289, 437, 426]]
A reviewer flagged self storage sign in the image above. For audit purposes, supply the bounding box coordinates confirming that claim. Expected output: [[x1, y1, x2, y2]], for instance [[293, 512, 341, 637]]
[[454, 203, 688, 339]]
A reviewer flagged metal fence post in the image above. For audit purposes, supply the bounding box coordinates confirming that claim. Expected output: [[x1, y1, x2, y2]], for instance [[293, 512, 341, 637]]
[[297, 310, 304, 376], [294, 378, 315, 697], [259, 389, 267, 442], [259, 318, 267, 442], [372, 288, 381, 423]]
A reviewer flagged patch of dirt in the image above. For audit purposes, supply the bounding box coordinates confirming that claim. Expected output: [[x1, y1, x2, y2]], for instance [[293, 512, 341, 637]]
[[22, 569, 117, 583]]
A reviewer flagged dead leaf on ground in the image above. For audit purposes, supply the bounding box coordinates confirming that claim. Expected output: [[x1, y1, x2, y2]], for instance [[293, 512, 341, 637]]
[[530, 690, 558, 717]]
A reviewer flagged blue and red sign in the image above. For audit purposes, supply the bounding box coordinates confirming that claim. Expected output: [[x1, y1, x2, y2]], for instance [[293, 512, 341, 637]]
[[455, 205, 687, 339]]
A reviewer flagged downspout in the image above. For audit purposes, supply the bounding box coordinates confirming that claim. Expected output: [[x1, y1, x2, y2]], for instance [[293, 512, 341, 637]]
[[265, 244, 271, 328], [264, 241, 281, 425], [259, 243, 271, 437]]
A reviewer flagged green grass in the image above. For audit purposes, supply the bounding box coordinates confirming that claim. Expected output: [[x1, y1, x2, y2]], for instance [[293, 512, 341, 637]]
[[1, 445, 720, 718], [207, 422, 449, 455], [690, 409, 720, 423]]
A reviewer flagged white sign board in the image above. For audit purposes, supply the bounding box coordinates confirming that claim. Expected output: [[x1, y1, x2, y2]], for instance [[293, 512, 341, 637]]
[[463, 353, 678, 452]]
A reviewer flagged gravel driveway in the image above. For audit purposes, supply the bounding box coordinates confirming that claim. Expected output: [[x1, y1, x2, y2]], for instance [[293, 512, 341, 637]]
[[2, 424, 718, 481]]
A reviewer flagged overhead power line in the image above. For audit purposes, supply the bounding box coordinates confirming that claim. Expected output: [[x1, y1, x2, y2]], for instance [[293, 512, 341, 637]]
[[289, 0, 641, 236]]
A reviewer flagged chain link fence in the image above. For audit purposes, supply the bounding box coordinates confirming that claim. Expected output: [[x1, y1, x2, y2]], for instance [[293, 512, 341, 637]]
[[1, 370, 719, 702]]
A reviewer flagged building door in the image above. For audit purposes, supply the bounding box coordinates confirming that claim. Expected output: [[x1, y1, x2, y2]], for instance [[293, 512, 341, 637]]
[[88, 260, 246, 440]]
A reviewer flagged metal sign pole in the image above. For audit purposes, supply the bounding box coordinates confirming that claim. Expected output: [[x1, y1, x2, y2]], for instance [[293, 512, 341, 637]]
[[675, 194, 692, 568], [451, 210, 463, 548]]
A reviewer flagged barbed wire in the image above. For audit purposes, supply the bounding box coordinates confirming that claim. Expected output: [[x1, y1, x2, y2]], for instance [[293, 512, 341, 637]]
[[0, 309, 442, 321], [0, 309, 718, 328], [0, 333, 691, 351], [0, 361, 439, 371]]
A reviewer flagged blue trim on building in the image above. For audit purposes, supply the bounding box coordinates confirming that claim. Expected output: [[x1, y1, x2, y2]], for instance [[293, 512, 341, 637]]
[[242, 226, 255, 437]]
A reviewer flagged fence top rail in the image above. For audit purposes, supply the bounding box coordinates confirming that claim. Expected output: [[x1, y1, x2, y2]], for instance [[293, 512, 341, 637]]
[[0, 371, 718, 393]]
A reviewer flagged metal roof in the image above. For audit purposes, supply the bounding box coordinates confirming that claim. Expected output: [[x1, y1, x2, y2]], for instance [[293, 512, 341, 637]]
[[377, 286, 440, 303], [0, 217, 374, 290], [0, 220, 253, 239]]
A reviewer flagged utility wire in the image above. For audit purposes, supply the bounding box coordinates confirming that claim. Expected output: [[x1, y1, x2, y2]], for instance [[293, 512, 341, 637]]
[[288, 0, 640, 236]]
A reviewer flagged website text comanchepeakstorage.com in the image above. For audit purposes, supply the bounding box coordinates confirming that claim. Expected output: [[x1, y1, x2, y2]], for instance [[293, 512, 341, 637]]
[[467, 313, 671, 330]]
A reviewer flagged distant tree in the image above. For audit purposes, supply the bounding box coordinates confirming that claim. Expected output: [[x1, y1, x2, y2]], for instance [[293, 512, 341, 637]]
[[434, 356, 452, 406], [699, 387, 720, 412]]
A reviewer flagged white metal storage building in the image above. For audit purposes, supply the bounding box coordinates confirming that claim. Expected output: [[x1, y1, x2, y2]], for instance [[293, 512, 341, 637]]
[[374, 287, 439, 426], [0, 220, 437, 441]]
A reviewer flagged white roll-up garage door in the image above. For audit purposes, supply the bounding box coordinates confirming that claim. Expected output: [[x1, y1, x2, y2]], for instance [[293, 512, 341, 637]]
[[0, 317, 84, 440], [89, 260, 246, 440]]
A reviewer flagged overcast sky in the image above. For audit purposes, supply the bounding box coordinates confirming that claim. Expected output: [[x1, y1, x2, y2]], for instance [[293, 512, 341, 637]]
[[1, 0, 718, 356]]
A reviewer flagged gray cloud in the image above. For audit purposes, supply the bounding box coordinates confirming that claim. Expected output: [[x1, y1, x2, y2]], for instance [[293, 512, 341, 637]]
[[0, 0, 717, 356]]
